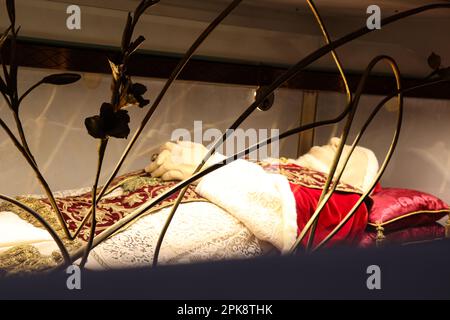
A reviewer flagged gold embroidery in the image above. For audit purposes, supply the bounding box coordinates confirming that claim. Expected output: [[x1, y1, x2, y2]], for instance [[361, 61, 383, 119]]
[[0, 245, 62, 276], [367, 209, 450, 229], [375, 224, 386, 247], [121, 176, 160, 193], [0, 199, 82, 252], [0, 199, 82, 276], [257, 161, 364, 194]]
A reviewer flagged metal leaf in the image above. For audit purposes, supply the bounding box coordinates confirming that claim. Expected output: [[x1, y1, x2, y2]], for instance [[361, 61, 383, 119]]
[[108, 109, 131, 139], [121, 13, 133, 51], [428, 52, 441, 70], [85, 115, 106, 139], [41, 73, 81, 85], [85, 103, 131, 139], [6, 0, 16, 26], [108, 59, 122, 82], [127, 35, 145, 55]]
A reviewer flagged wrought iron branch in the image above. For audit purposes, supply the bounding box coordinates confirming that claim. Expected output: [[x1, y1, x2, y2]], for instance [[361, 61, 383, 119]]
[[291, 55, 403, 253], [78, 0, 159, 264], [0, 194, 70, 265], [304, 0, 352, 250]]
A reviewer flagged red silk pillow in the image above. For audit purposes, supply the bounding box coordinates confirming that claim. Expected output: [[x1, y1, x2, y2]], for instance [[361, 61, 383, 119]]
[[359, 224, 446, 248], [367, 188, 449, 232]]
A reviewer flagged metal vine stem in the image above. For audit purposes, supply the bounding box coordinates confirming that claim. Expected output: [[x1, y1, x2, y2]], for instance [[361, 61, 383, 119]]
[[314, 70, 414, 251], [290, 55, 403, 252], [77, 0, 161, 266], [304, 0, 352, 250], [0, 195, 70, 265], [79, 139, 108, 268]]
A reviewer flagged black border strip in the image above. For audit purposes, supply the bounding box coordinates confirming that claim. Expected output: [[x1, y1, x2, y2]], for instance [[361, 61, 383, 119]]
[[5, 38, 450, 99]]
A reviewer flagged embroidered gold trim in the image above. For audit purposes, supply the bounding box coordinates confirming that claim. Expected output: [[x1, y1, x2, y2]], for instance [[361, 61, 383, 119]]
[[257, 161, 364, 195], [367, 209, 450, 228], [0, 245, 62, 276], [0, 198, 82, 276], [375, 224, 386, 248]]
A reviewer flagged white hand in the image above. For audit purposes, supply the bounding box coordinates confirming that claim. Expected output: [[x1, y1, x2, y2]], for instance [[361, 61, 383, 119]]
[[145, 141, 224, 183]]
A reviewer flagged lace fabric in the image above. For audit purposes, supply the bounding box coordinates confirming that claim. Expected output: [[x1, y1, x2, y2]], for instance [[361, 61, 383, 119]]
[[89, 202, 269, 269]]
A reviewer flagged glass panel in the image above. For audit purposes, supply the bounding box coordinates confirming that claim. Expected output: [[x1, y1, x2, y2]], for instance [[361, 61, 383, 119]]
[[0, 67, 302, 196], [315, 91, 450, 203]]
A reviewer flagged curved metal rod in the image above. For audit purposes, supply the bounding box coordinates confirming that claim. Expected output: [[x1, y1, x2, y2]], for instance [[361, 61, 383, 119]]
[[67, 75, 448, 264], [0, 118, 72, 239], [0, 194, 71, 266], [290, 55, 402, 253], [0, 117, 73, 240], [79, 139, 108, 268], [70, 0, 244, 240], [151, 3, 450, 265], [306, 0, 351, 102], [313, 78, 405, 251], [305, 0, 352, 249]]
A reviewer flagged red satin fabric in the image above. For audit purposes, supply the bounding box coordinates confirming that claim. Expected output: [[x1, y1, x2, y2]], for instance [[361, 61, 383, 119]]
[[289, 183, 368, 248], [369, 188, 449, 232]]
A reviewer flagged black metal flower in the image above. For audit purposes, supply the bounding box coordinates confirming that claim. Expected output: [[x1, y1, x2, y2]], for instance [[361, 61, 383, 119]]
[[41, 73, 81, 85], [128, 82, 150, 108], [84, 0, 156, 141], [85, 103, 130, 139]]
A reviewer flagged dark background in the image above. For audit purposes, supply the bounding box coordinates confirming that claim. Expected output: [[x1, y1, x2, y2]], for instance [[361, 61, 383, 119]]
[[1, 239, 449, 300]]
